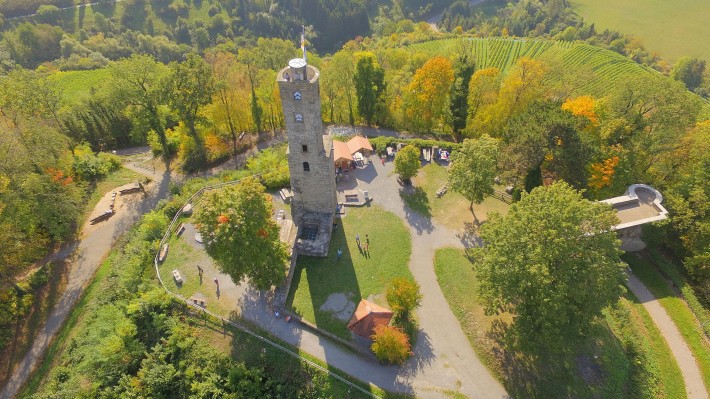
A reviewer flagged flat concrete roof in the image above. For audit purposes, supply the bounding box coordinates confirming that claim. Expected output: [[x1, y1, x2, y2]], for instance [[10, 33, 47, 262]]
[[601, 184, 668, 230]]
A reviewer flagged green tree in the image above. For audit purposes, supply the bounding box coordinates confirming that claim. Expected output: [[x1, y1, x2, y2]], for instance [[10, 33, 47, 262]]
[[162, 54, 215, 170], [371, 325, 411, 364], [448, 135, 499, 217], [194, 177, 288, 289], [385, 278, 422, 319], [671, 57, 706, 92], [110, 55, 170, 163], [473, 181, 624, 349], [353, 52, 386, 126], [394, 144, 421, 181]]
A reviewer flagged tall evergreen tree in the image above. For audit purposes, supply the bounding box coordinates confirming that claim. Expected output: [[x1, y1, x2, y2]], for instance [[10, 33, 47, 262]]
[[353, 52, 386, 126]]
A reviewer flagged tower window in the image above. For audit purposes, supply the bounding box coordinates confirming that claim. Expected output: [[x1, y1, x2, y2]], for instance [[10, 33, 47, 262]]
[[302, 144, 308, 152], [303, 162, 310, 172]]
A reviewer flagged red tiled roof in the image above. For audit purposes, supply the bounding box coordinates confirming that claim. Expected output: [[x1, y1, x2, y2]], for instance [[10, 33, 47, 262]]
[[333, 140, 353, 162], [347, 299, 393, 338], [347, 135, 373, 154]]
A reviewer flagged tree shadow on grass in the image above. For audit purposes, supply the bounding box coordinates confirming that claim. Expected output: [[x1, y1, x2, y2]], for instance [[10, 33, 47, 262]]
[[459, 220, 484, 248], [487, 318, 631, 399]]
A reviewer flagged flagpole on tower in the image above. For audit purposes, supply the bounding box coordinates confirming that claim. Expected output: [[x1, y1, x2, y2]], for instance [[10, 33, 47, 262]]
[[301, 26, 307, 63]]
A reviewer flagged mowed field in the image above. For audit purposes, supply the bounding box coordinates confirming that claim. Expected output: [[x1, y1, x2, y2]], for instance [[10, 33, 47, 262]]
[[570, 0, 710, 63]]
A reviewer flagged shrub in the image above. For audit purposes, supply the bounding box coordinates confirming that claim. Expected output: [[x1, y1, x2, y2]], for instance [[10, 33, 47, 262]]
[[394, 144, 421, 180], [371, 325, 411, 365], [246, 147, 289, 189], [386, 278, 422, 318]]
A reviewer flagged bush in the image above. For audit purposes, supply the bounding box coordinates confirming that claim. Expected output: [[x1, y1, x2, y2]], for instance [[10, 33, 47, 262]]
[[28, 263, 52, 289], [246, 147, 289, 189], [369, 136, 460, 153], [72, 144, 122, 180], [386, 278, 422, 318], [371, 325, 411, 365]]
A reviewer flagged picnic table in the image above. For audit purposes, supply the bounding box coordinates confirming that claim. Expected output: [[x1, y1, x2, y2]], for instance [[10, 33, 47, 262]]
[[436, 185, 448, 198], [172, 269, 183, 284]]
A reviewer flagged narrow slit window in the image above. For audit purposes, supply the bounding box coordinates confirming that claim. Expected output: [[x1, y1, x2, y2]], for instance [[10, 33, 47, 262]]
[[302, 144, 308, 152], [303, 162, 310, 172]]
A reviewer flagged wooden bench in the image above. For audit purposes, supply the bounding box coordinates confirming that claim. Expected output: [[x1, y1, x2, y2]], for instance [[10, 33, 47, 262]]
[[176, 223, 186, 236], [172, 269, 183, 284], [90, 209, 115, 225], [159, 243, 169, 263]]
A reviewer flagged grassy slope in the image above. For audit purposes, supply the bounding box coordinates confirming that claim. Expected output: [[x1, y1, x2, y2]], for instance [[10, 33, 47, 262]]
[[434, 247, 686, 398], [624, 251, 710, 392], [286, 206, 413, 340], [570, 0, 710, 63]]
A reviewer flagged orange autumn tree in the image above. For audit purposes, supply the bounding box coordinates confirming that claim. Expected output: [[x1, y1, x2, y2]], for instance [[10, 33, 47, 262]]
[[589, 156, 620, 190], [562, 95, 599, 125], [404, 56, 454, 133], [371, 325, 412, 365]]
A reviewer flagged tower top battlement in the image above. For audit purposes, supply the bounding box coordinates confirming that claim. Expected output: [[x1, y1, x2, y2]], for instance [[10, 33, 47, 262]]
[[277, 60, 319, 83]]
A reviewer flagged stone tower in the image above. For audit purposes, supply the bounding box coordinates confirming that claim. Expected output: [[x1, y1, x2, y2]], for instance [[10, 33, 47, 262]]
[[277, 58, 337, 257]]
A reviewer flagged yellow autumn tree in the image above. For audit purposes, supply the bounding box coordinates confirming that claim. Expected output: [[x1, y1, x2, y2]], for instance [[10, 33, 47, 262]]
[[466, 67, 501, 136], [205, 51, 254, 157], [562, 95, 599, 125], [404, 56, 454, 133], [476, 57, 548, 136]]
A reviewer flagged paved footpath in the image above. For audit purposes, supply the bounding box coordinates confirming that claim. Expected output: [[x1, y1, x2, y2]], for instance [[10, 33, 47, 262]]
[[0, 163, 171, 399], [627, 272, 709, 399]]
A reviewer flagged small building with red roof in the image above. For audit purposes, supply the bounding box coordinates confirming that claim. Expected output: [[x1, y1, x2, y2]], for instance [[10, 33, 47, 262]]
[[347, 299, 394, 339]]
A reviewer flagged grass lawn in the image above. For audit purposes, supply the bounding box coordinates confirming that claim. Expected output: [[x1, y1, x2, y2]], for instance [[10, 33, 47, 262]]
[[286, 206, 413, 340], [434, 247, 686, 398], [624, 251, 710, 392], [409, 163, 509, 231], [570, 0, 710, 62], [158, 223, 241, 317]]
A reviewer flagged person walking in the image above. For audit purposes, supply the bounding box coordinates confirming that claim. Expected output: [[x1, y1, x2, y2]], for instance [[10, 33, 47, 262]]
[[356, 234, 361, 246]]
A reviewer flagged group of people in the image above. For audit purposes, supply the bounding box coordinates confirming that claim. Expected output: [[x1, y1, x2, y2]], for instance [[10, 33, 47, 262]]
[[335, 233, 371, 260], [356, 233, 370, 255]]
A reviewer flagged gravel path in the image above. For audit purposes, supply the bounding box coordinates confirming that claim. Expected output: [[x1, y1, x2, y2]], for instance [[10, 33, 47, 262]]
[[626, 272, 709, 399]]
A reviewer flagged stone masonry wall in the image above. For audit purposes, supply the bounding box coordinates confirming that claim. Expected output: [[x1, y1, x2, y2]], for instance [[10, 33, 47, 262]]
[[277, 64, 337, 223]]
